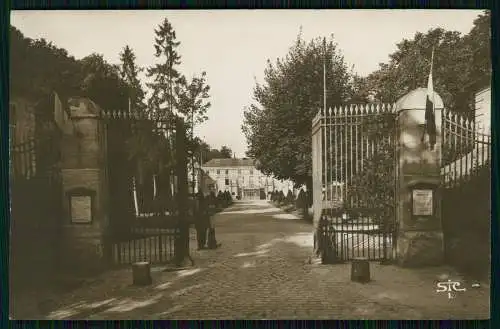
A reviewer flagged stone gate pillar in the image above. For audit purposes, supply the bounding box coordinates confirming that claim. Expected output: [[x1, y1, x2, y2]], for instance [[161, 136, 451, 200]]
[[395, 88, 444, 267], [59, 98, 109, 274]]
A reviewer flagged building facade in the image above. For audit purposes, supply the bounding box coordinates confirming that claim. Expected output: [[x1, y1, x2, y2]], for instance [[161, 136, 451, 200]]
[[202, 158, 294, 200], [188, 161, 218, 196], [474, 85, 491, 134]]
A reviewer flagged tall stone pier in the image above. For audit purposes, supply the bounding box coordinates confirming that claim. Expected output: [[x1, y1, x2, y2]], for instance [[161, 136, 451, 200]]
[[58, 97, 109, 275], [395, 88, 444, 267]]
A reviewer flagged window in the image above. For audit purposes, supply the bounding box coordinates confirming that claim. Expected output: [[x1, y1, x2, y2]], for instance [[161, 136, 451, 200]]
[[238, 169, 242, 174], [225, 169, 229, 175], [250, 169, 254, 175], [225, 179, 229, 185], [217, 170, 220, 174]]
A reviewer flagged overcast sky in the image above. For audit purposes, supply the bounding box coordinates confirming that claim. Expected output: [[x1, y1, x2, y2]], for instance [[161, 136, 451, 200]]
[[11, 10, 482, 157]]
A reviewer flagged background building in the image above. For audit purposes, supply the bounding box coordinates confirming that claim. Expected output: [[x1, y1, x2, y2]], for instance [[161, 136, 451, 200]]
[[474, 84, 490, 134], [188, 161, 218, 196], [202, 158, 295, 200]]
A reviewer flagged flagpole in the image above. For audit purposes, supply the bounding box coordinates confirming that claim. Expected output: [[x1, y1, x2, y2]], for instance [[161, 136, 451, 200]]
[[323, 38, 327, 114], [431, 46, 435, 114]]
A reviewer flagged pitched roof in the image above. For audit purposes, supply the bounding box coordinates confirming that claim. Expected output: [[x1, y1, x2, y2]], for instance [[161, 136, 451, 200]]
[[202, 158, 255, 168]]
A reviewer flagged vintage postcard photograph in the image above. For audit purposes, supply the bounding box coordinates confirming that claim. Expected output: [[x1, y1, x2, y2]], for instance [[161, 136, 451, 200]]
[[9, 9, 490, 320]]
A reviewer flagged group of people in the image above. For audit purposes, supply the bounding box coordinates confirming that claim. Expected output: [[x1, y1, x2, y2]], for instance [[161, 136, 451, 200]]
[[193, 190, 221, 250]]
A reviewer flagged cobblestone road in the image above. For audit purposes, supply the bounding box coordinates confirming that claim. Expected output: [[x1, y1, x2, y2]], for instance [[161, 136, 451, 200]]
[[34, 200, 489, 320]]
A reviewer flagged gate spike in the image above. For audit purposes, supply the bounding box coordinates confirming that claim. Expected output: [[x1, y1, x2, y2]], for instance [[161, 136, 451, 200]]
[[361, 104, 368, 115], [328, 107, 332, 116]]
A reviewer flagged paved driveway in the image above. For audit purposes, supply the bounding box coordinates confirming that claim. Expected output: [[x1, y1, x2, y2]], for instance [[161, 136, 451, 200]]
[[16, 200, 489, 320]]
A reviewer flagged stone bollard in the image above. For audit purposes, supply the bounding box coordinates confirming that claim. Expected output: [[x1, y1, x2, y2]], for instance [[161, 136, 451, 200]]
[[132, 261, 152, 286], [351, 257, 370, 283]]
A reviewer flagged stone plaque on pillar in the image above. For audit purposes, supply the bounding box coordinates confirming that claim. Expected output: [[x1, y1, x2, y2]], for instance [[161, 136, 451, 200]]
[[67, 187, 96, 224], [412, 189, 433, 216]]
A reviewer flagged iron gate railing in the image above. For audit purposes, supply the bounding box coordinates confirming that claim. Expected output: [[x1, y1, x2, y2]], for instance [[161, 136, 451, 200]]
[[312, 103, 397, 261], [441, 108, 491, 277], [102, 108, 193, 266]]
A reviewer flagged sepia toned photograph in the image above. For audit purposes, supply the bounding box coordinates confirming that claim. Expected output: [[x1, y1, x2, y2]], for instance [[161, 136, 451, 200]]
[[9, 9, 490, 320]]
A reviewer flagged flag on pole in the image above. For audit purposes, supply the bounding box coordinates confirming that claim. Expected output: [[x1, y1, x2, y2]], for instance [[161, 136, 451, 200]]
[[423, 47, 437, 150]]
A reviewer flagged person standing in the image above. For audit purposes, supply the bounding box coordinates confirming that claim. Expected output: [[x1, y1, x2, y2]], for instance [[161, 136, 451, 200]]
[[195, 189, 209, 250], [206, 190, 221, 249]]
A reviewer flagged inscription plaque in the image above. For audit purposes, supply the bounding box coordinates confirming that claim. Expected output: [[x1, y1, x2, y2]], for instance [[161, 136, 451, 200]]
[[71, 195, 92, 223], [412, 189, 433, 216]]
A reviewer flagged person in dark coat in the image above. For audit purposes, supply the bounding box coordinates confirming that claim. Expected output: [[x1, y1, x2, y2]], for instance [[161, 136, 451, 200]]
[[206, 190, 221, 249], [195, 189, 209, 250], [208, 190, 217, 215], [296, 188, 307, 218]]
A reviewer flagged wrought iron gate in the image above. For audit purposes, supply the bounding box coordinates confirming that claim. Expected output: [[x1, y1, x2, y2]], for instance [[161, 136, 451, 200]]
[[9, 97, 63, 288], [102, 109, 193, 266], [312, 104, 397, 261], [441, 108, 491, 276]]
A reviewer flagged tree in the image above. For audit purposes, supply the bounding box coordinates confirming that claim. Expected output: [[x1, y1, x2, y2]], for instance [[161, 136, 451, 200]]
[[118, 45, 159, 182], [363, 11, 490, 116], [119, 45, 146, 112], [79, 53, 128, 112], [9, 26, 82, 102], [146, 18, 182, 121], [242, 32, 355, 191], [463, 10, 491, 91], [185, 137, 233, 164], [175, 71, 212, 183], [219, 146, 233, 158], [176, 72, 211, 133]]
